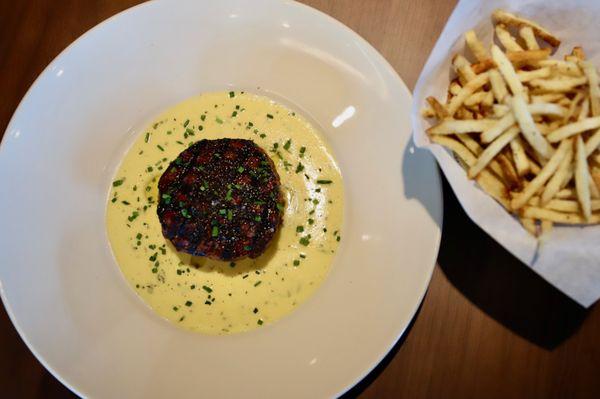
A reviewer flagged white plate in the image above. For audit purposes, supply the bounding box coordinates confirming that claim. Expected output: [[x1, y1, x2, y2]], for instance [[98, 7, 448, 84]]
[[0, 0, 442, 397]]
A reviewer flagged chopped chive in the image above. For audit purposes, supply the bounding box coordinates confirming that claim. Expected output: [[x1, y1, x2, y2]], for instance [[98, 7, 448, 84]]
[[283, 139, 291, 151], [112, 178, 125, 187], [229, 262, 236, 268], [253, 307, 258, 314], [296, 226, 304, 233], [200, 114, 206, 121], [136, 233, 142, 240], [219, 209, 227, 215], [202, 285, 213, 293], [299, 254, 306, 259], [266, 114, 273, 119], [254, 216, 262, 222], [186, 128, 194, 136], [317, 179, 332, 185], [225, 189, 233, 201], [128, 211, 140, 222], [121, 200, 130, 205], [144, 132, 150, 143], [161, 193, 172, 204], [276, 203, 285, 211], [299, 146, 306, 157], [227, 209, 233, 221], [244, 245, 252, 250], [295, 163, 304, 174], [183, 119, 190, 127], [254, 280, 262, 287], [185, 301, 193, 307], [212, 226, 219, 237], [229, 91, 235, 98], [157, 144, 165, 151], [237, 166, 245, 173], [216, 117, 223, 124], [231, 111, 238, 117], [181, 209, 192, 219], [308, 218, 314, 225], [299, 236, 310, 246], [257, 319, 264, 325], [293, 260, 300, 266]]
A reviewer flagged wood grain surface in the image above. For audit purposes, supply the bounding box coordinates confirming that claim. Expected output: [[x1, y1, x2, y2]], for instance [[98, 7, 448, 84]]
[[1, 1, 599, 398]]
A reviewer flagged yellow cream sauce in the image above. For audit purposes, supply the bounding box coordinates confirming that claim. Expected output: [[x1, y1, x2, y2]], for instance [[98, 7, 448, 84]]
[[106, 91, 344, 334]]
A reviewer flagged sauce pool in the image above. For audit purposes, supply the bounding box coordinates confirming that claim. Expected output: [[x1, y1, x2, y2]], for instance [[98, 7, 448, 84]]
[[106, 91, 344, 334]]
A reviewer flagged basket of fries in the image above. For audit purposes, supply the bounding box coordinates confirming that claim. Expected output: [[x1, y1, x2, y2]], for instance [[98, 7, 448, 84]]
[[413, 1, 600, 306]]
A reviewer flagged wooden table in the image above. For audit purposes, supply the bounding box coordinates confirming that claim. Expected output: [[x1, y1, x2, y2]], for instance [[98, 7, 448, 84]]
[[1, 1, 599, 398]]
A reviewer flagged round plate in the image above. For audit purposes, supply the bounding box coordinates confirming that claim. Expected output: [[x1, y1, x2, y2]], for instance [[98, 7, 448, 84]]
[[0, 0, 442, 397]]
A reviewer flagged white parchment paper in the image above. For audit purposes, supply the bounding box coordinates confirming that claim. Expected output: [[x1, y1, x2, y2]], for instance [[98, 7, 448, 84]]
[[412, 0, 600, 307]]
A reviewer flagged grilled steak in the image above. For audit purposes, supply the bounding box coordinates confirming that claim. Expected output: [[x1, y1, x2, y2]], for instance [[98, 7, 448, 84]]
[[157, 139, 283, 260]]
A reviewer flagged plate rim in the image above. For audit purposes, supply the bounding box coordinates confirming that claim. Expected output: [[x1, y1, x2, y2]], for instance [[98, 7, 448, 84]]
[[0, 0, 444, 397]]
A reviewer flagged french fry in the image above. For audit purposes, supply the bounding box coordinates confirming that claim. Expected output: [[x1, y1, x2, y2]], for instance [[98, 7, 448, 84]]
[[426, 96, 449, 119], [447, 72, 490, 116], [577, 97, 590, 121], [465, 30, 488, 62], [547, 116, 600, 142], [492, 9, 561, 47], [495, 24, 524, 52], [431, 135, 510, 207], [509, 136, 530, 176], [511, 94, 555, 159], [572, 46, 586, 61], [497, 152, 522, 189], [585, 129, 600, 156], [427, 119, 498, 134], [511, 139, 572, 210], [531, 93, 566, 103], [522, 207, 600, 224], [580, 61, 600, 116], [421, 107, 436, 118], [538, 60, 583, 77], [489, 69, 509, 103], [529, 76, 588, 92], [492, 45, 524, 95], [540, 199, 600, 213], [517, 67, 551, 82], [540, 219, 553, 236], [519, 26, 539, 50], [562, 91, 585, 124], [492, 103, 510, 118], [575, 135, 592, 220], [555, 188, 576, 199], [453, 54, 477, 83], [472, 49, 551, 74], [481, 102, 566, 143], [541, 141, 573, 205], [468, 126, 520, 178], [449, 81, 462, 96], [464, 91, 490, 107], [521, 217, 538, 235]]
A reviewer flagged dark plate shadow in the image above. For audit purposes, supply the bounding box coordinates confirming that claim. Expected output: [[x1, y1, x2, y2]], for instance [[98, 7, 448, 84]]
[[438, 176, 590, 349]]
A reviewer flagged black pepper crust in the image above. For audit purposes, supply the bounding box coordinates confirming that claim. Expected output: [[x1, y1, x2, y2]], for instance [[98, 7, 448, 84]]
[[157, 139, 283, 260]]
